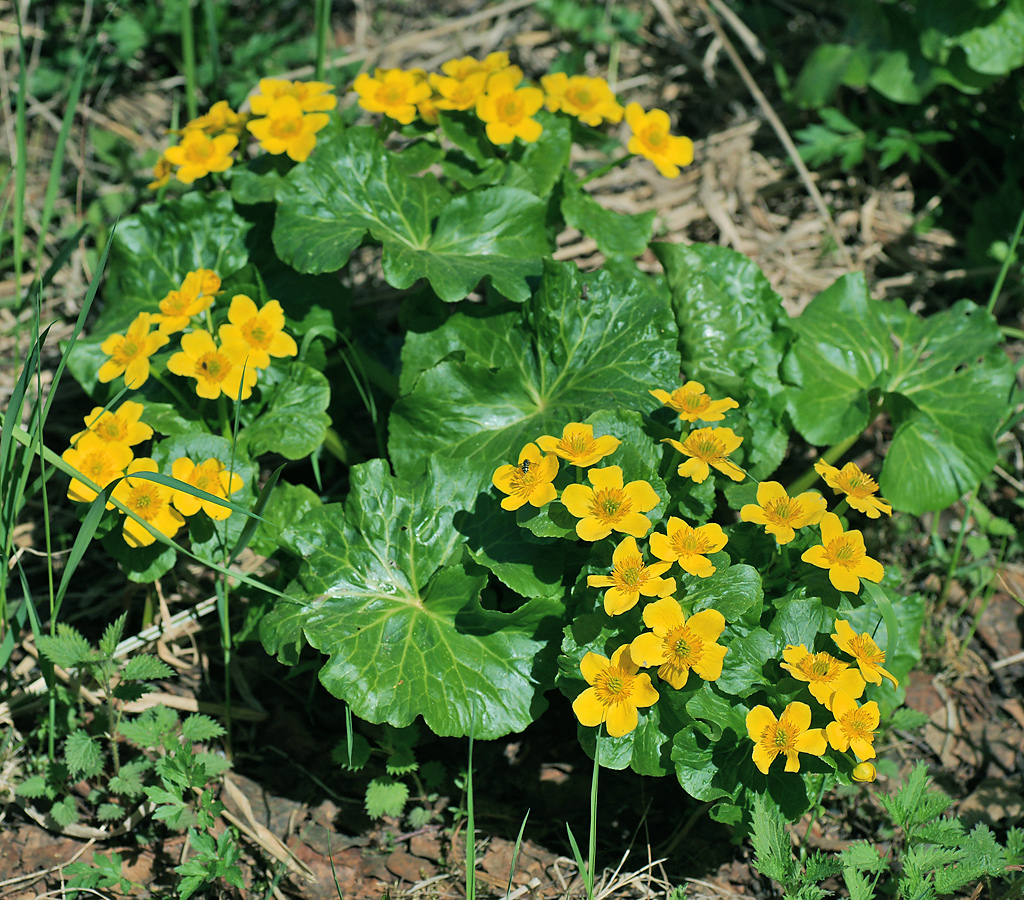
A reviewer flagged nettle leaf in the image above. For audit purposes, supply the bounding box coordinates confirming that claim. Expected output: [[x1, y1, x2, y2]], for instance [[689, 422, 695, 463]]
[[785, 277, 1013, 512], [65, 730, 105, 779], [561, 177, 655, 258], [237, 361, 331, 460], [274, 125, 548, 302], [365, 777, 410, 819], [655, 243, 791, 479], [121, 654, 174, 682], [278, 459, 562, 739], [389, 261, 679, 493]]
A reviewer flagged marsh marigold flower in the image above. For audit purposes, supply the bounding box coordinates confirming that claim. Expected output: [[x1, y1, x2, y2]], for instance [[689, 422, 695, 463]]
[[156, 268, 220, 334], [814, 460, 892, 518], [148, 155, 172, 190], [826, 692, 880, 761], [746, 701, 827, 774], [851, 761, 877, 783], [536, 423, 620, 468], [246, 96, 330, 163], [111, 459, 186, 548], [560, 466, 659, 541], [250, 79, 336, 115], [587, 536, 675, 616], [440, 52, 515, 82], [740, 482, 827, 545], [163, 129, 237, 184], [492, 442, 559, 511], [167, 329, 258, 401], [541, 73, 623, 126], [71, 401, 152, 448], [629, 598, 727, 689], [625, 103, 694, 178], [62, 433, 133, 507], [833, 619, 898, 688], [181, 100, 249, 136], [353, 68, 432, 124], [171, 457, 243, 521], [650, 382, 738, 423], [430, 70, 488, 111], [780, 644, 865, 709], [664, 427, 744, 484], [801, 513, 883, 595], [476, 71, 544, 145], [649, 516, 728, 578], [572, 644, 659, 737], [98, 312, 169, 389], [218, 294, 297, 370]]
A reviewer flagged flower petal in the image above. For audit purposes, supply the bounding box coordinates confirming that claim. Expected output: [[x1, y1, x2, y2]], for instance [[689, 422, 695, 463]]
[[604, 702, 639, 737], [642, 596, 685, 634], [579, 652, 609, 685], [572, 688, 605, 727]]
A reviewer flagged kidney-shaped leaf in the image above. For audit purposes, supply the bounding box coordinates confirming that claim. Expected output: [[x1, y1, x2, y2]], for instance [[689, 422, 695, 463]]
[[279, 459, 562, 739]]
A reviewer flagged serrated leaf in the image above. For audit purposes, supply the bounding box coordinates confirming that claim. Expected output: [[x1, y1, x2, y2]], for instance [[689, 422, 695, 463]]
[[120, 654, 174, 682], [65, 730, 105, 779], [274, 125, 548, 302], [16, 774, 54, 799], [118, 704, 180, 749], [99, 613, 128, 658], [236, 361, 331, 460], [842, 840, 886, 873], [389, 260, 679, 492], [108, 758, 151, 798], [37, 624, 94, 669], [364, 777, 410, 819], [561, 178, 655, 258], [97, 802, 126, 822], [278, 458, 561, 739], [180, 714, 227, 743], [50, 794, 80, 828], [331, 733, 372, 770]]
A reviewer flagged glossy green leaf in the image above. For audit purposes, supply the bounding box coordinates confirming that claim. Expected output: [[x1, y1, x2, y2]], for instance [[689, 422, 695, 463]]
[[561, 178, 655, 257], [238, 362, 331, 460], [273, 125, 548, 301], [503, 112, 572, 199], [278, 459, 562, 738], [389, 260, 679, 492]]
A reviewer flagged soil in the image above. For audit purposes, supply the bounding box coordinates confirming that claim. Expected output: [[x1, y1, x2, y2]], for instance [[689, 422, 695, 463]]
[[2, 1, 1022, 898]]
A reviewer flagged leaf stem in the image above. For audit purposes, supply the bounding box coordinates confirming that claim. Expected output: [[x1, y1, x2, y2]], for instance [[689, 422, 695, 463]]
[[987, 202, 1024, 314]]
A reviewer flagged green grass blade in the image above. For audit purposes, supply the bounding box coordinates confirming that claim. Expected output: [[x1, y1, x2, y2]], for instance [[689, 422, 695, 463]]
[[504, 809, 530, 900], [181, 0, 198, 121], [565, 823, 587, 889], [228, 463, 284, 566], [200, 0, 221, 94], [465, 715, 476, 900], [50, 484, 116, 625], [12, 1, 28, 304]]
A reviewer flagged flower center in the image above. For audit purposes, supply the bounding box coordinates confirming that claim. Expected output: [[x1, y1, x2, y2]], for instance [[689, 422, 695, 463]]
[[800, 652, 842, 682], [689, 437, 721, 460], [113, 339, 141, 365], [765, 498, 797, 524], [613, 556, 645, 589], [128, 485, 162, 518], [665, 625, 702, 667], [825, 537, 863, 567], [644, 127, 666, 149], [570, 88, 593, 108], [198, 352, 231, 383], [763, 721, 796, 753], [271, 115, 302, 138], [501, 97, 522, 120], [594, 666, 634, 705], [565, 432, 591, 453], [590, 488, 629, 523], [672, 526, 711, 557], [677, 390, 709, 413], [846, 710, 873, 735], [244, 321, 270, 347], [849, 634, 884, 665], [185, 137, 215, 163]]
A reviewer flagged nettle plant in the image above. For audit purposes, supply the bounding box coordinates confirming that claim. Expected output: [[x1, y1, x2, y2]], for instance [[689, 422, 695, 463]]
[[61, 53, 1013, 828]]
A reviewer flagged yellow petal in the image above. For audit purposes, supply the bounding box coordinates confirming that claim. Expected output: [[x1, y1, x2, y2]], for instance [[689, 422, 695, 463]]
[[560, 484, 594, 518], [579, 652, 609, 685], [794, 727, 828, 757], [751, 743, 776, 775], [642, 596, 685, 635], [631, 673, 659, 707], [819, 512, 844, 544], [755, 481, 787, 506], [572, 688, 605, 727], [783, 701, 812, 733], [746, 705, 777, 740], [605, 702, 639, 737], [826, 721, 849, 752], [576, 516, 612, 542], [687, 608, 726, 643], [692, 642, 728, 681], [828, 566, 862, 594], [588, 466, 623, 491], [629, 632, 666, 667], [603, 587, 639, 617]]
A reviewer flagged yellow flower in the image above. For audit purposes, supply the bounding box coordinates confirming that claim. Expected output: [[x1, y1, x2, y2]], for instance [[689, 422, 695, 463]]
[[746, 701, 827, 774], [352, 68, 432, 124], [440, 52, 513, 81], [246, 96, 330, 163], [832, 619, 899, 688], [814, 460, 892, 518], [800, 513, 884, 594], [780, 644, 866, 710], [171, 457, 243, 521], [560, 465, 660, 541], [649, 382, 738, 423], [535, 423, 620, 468], [250, 79, 336, 115], [180, 100, 249, 136], [540, 74, 623, 126], [587, 536, 675, 616], [492, 442, 559, 511], [217, 294, 297, 370], [625, 103, 694, 178], [648, 516, 728, 578], [430, 70, 489, 112], [163, 129, 237, 184], [475, 71, 544, 145], [156, 268, 220, 334], [629, 598, 728, 689], [71, 401, 152, 448], [98, 313, 169, 389], [148, 154, 172, 190], [663, 427, 745, 484], [572, 644, 659, 737], [166, 329, 258, 401], [825, 692, 880, 761], [111, 459, 186, 548], [851, 761, 877, 783], [740, 482, 827, 545], [62, 433, 133, 508]]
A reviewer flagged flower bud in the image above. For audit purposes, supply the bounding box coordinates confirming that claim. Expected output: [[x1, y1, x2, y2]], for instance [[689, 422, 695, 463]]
[[851, 762, 876, 783]]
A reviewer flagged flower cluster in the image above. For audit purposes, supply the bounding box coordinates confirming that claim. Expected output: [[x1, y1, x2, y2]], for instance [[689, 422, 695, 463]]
[[746, 619, 896, 776], [150, 79, 335, 186], [61, 401, 243, 547], [97, 268, 297, 401], [352, 52, 693, 176]]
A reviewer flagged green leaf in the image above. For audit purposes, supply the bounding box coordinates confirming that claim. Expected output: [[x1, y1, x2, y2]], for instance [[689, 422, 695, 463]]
[[50, 795, 79, 828], [684, 562, 764, 621], [503, 112, 572, 198], [273, 125, 548, 301], [279, 459, 562, 739], [249, 481, 321, 557], [101, 530, 178, 584], [65, 730, 105, 779], [37, 624, 94, 669], [389, 260, 679, 492], [118, 705, 179, 749], [121, 654, 174, 682], [237, 361, 331, 460], [181, 714, 227, 743], [98, 613, 128, 658], [561, 177, 655, 257], [365, 777, 410, 819], [108, 759, 151, 798]]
